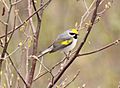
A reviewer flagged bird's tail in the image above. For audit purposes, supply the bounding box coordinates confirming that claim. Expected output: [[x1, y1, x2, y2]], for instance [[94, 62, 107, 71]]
[[38, 47, 52, 58]]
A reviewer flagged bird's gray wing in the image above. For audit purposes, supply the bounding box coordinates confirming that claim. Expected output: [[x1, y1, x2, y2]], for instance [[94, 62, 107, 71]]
[[50, 33, 73, 53]]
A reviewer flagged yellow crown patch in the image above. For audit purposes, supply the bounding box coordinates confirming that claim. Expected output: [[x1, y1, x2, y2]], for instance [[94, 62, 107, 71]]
[[71, 29, 78, 34]]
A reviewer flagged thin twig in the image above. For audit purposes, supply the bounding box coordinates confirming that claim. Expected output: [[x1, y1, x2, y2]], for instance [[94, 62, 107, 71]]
[[30, 55, 51, 75], [33, 56, 67, 82], [0, 19, 8, 25], [28, 0, 36, 34], [83, 0, 88, 10], [1, 0, 9, 11], [77, 0, 105, 30], [34, 57, 44, 79], [12, 0, 22, 5], [78, 0, 96, 30], [32, 0, 41, 22], [78, 39, 120, 57], [3, 37, 30, 60], [64, 71, 80, 88], [8, 54, 27, 86], [58, 78, 67, 88], [5, 60, 10, 88]]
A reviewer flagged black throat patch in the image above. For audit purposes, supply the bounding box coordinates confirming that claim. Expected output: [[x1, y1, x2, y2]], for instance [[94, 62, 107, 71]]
[[74, 34, 78, 39]]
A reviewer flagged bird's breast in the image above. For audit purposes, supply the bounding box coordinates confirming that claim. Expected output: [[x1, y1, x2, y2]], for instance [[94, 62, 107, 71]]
[[61, 39, 77, 53]]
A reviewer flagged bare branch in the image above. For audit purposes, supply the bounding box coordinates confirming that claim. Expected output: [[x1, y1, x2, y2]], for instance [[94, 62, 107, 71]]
[[1, 0, 9, 11], [33, 56, 67, 82], [26, 0, 52, 88], [7, 53, 27, 86], [28, 0, 36, 34], [78, 39, 120, 57], [12, 0, 22, 5], [83, 0, 89, 10], [0, 19, 8, 25], [0, 0, 13, 85], [1, 1, 12, 58], [77, 0, 96, 30]]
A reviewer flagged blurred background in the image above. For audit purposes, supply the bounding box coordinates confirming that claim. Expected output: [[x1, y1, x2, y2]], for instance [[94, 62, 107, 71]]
[[0, 0, 120, 88]]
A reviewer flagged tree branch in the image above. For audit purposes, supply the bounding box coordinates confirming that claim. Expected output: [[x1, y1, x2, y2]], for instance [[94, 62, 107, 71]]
[[78, 39, 120, 57], [26, 0, 52, 88], [0, 0, 13, 86]]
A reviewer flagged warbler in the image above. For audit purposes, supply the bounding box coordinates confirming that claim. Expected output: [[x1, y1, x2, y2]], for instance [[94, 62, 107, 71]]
[[38, 28, 78, 58]]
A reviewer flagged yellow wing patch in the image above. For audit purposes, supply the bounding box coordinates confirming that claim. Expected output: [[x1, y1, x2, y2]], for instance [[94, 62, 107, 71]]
[[71, 29, 78, 34], [60, 39, 72, 45]]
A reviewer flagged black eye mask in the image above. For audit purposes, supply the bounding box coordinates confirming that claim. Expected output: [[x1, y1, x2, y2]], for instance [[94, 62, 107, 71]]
[[74, 34, 78, 39], [69, 33, 75, 35]]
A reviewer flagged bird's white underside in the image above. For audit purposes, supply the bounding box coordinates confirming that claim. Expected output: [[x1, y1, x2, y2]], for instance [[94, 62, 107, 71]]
[[60, 38, 77, 54]]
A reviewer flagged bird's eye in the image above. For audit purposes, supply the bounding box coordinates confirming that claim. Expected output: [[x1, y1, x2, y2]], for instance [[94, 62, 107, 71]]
[[69, 33, 75, 35]]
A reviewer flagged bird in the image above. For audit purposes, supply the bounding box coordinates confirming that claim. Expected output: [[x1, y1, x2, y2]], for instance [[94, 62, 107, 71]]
[[38, 28, 79, 58]]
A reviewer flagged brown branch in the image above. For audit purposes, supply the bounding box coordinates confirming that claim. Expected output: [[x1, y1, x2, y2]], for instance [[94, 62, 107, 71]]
[[47, 0, 101, 87], [0, 0, 52, 39], [0, 1, 13, 86], [11, 0, 22, 5], [8, 53, 27, 86], [1, 0, 12, 58], [32, 0, 41, 21], [26, 0, 52, 88], [31, 0, 42, 34], [78, 39, 120, 57], [0, 19, 8, 25], [27, 0, 36, 34]]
